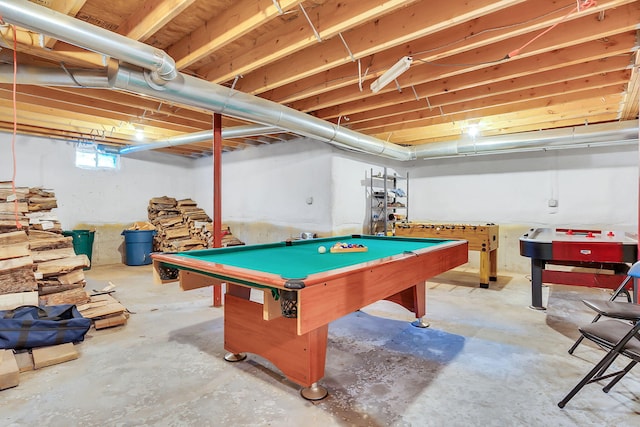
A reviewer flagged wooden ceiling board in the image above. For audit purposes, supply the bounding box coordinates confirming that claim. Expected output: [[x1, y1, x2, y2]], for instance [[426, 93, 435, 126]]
[[0, 0, 636, 157]]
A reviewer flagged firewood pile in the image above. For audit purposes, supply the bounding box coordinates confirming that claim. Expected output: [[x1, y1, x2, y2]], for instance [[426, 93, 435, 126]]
[[29, 230, 90, 307], [0, 182, 90, 307], [76, 284, 128, 330], [1, 230, 128, 332], [0, 231, 38, 305], [0, 229, 90, 308], [0, 182, 62, 233], [25, 187, 62, 233], [0, 184, 132, 350], [0, 186, 132, 390], [1, 183, 30, 231], [0, 197, 28, 231], [197, 223, 245, 247], [148, 196, 244, 251]]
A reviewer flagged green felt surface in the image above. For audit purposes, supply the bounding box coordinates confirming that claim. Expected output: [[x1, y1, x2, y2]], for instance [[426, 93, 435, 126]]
[[177, 235, 447, 279]]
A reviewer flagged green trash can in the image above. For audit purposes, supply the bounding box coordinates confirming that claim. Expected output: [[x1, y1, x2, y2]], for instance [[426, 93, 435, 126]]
[[62, 229, 95, 270]]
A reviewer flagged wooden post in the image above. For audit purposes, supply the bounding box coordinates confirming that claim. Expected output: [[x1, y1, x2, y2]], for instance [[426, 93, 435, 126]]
[[212, 114, 223, 307]]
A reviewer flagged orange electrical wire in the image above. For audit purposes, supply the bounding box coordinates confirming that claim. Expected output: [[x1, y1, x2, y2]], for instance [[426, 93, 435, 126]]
[[418, 0, 599, 68], [507, 0, 598, 58], [9, 22, 22, 229]]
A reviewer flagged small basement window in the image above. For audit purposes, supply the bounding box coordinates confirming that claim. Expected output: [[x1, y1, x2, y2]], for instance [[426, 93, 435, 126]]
[[75, 143, 119, 170]]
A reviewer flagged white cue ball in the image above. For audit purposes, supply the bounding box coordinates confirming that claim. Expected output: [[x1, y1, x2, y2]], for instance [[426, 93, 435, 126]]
[[317, 246, 327, 254]]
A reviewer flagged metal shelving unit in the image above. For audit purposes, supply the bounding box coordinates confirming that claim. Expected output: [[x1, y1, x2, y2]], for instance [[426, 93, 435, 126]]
[[369, 167, 408, 235]]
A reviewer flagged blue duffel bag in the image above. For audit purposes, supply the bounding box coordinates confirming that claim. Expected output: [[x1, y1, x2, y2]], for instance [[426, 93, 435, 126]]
[[0, 304, 92, 350]]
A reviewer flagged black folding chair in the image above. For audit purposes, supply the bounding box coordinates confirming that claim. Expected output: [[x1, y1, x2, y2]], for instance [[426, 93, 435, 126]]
[[567, 263, 634, 355], [558, 261, 640, 408]]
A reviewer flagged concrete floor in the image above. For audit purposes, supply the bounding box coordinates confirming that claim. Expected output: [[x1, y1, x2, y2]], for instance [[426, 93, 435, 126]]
[[3, 264, 639, 426]]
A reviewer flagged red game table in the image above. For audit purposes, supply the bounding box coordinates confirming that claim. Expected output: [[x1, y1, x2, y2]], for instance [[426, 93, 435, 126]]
[[519, 228, 638, 310], [152, 234, 467, 400]]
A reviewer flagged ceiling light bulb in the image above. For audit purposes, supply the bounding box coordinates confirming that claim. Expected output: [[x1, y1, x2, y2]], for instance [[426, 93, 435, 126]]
[[468, 125, 479, 138], [135, 129, 144, 141]]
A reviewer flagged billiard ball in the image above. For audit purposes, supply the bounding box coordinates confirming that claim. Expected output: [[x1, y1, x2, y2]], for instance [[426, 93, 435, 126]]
[[318, 246, 327, 254]]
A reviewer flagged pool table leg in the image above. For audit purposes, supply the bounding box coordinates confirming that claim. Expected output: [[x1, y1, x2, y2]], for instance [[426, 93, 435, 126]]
[[530, 258, 546, 310], [411, 317, 430, 328], [385, 283, 430, 328], [213, 284, 222, 307], [300, 382, 328, 401], [223, 286, 329, 399], [224, 352, 247, 362]]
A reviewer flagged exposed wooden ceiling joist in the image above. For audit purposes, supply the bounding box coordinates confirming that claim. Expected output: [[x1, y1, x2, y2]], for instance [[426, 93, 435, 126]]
[[0, 0, 636, 156]]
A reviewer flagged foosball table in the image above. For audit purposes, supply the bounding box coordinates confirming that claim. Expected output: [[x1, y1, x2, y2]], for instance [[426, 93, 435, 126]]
[[395, 223, 499, 288]]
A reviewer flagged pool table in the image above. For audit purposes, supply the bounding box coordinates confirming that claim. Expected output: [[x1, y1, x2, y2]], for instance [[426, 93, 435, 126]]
[[152, 234, 467, 400]]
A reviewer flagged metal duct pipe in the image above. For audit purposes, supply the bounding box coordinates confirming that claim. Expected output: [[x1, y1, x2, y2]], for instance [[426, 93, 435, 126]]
[[0, 63, 637, 159], [411, 140, 459, 158], [110, 63, 416, 160], [0, 0, 177, 84], [413, 121, 639, 159], [113, 124, 283, 155], [0, 0, 636, 160], [0, 63, 111, 88], [457, 121, 639, 155], [0, 63, 410, 159], [0, 1, 408, 159]]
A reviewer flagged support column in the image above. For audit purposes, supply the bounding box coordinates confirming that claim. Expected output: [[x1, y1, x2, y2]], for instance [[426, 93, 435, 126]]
[[212, 113, 222, 307]]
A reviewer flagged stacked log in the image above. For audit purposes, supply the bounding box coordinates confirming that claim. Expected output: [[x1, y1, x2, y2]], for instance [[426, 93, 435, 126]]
[[173, 199, 209, 250], [193, 222, 212, 243], [0, 231, 38, 308], [148, 197, 209, 251], [77, 292, 128, 330], [1, 182, 88, 306], [25, 187, 61, 232], [148, 196, 245, 251], [147, 196, 244, 252], [147, 196, 180, 220], [0, 185, 129, 335], [0, 182, 29, 232], [222, 232, 244, 247], [29, 230, 90, 306], [197, 223, 245, 247], [0, 183, 62, 233], [148, 196, 180, 251], [22, 189, 87, 305]]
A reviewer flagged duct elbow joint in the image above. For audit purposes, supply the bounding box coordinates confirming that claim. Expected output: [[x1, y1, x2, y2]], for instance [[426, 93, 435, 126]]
[[154, 48, 177, 79], [157, 58, 178, 81], [146, 50, 178, 86], [143, 67, 182, 91]]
